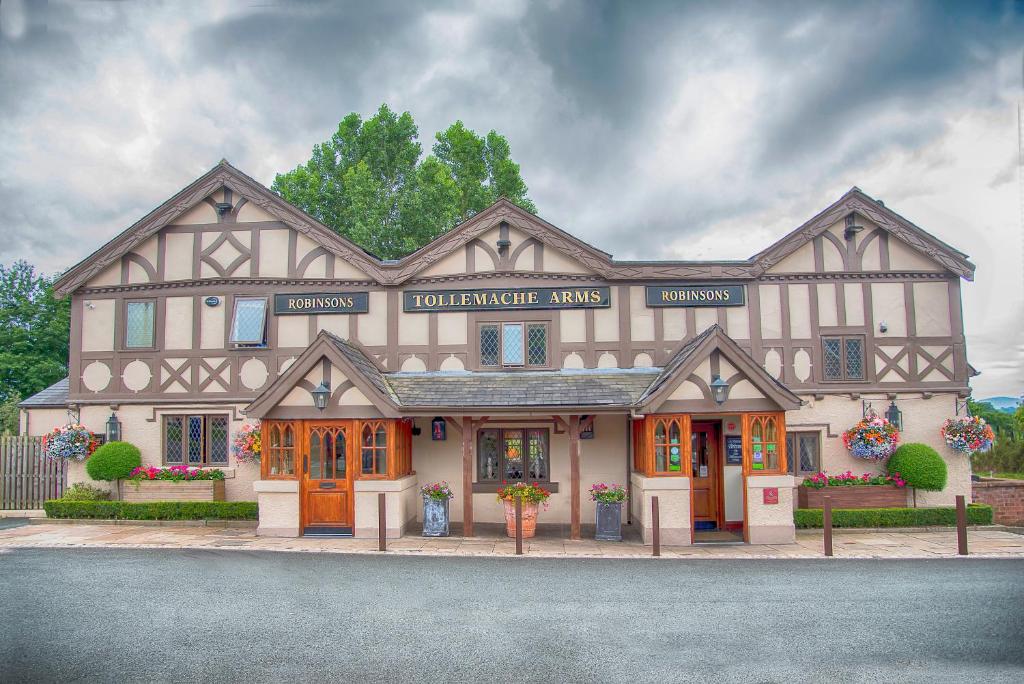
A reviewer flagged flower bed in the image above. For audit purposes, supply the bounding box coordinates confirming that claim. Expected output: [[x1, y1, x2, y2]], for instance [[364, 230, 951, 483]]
[[842, 416, 900, 460], [941, 416, 994, 455], [128, 465, 226, 481], [794, 504, 993, 529], [798, 471, 908, 509], [125, 466, 226, 502]]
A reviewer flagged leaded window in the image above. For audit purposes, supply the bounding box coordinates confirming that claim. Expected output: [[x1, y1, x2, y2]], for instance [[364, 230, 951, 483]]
[[125, 300, 155, 348], [265, 422, 296, 477], [230, 296, 268, 346], [478, 322, 549, 369], [477, 428, 550, 483], [164, 414, 230, 466], [750, 414, 782, 473], [786, 432, 820, 475], [822, 335, 865, 381], [361, 421, 388, 475]]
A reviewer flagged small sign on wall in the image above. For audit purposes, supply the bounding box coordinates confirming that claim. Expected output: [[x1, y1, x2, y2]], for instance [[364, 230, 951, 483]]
[[763, 488, 779, 505], [725, 435, 743, 465], [431, 417, 446, 441]]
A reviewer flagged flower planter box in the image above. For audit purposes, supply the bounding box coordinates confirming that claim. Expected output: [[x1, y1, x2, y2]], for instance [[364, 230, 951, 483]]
[[122, 480, 226, 502], [502, 500, 539, 538], [798, 485, 906, 509], [422, 496, 450, 537], [595, 501, 622, 541]]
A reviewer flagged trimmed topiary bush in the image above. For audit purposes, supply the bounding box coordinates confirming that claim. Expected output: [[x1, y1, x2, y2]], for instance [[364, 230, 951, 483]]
[[85, 441, 142, 482], [886, 443, 947, 506], [794, 504, 992, 528], [43, 500, 258, 521]]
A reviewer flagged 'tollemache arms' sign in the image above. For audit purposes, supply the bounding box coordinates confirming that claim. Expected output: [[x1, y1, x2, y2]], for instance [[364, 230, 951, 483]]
[[404, 287, 611, 312]]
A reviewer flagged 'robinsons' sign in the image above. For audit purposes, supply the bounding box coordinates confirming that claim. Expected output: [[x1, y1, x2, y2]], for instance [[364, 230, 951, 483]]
[[274, 292, 370, 315], [645, 284, 745, 307]]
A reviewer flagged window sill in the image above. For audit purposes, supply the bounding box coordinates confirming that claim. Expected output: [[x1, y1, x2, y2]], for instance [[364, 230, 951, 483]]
[[473, 482, 559, 494]]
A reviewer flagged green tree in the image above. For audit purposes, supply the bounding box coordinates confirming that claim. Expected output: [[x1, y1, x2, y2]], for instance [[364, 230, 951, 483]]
[[0, 261, 70, 406], [273, 105, 535, 258], [0, 393, 21, 436], [968, 399, 1018, 441]]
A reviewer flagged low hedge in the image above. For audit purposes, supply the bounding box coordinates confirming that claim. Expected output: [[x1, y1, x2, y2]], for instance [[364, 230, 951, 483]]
[[794, 504, 993, 529], [43, 500, 258, 521]]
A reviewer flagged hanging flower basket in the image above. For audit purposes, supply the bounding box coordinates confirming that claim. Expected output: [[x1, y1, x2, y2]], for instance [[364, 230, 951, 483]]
[[941, 416, 994, 455], [42, 424, 99, 461], [231, 422, 261, 464], [842, 416, 900, 461]]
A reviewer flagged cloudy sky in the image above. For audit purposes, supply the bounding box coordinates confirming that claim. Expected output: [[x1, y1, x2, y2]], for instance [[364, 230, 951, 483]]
[[1, 0, 1021, 397]]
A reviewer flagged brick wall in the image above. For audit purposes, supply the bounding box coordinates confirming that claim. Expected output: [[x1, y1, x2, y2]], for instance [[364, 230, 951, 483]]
[[972, 479, 1024, 525]]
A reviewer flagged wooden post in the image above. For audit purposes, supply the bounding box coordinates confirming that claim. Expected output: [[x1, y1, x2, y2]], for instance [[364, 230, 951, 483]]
[[569, 415, 581, 541], [652, 495, 661, 557], [461, 418, 474, 537], [823, 495, 833, 557], [515, 496, 523, 556], [956, 494, 968, 556], [378, 492, 386, 552]]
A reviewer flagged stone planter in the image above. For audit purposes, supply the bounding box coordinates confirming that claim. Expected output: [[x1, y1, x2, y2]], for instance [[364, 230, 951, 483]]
[[502, 499, 539, 538], [798, 485, 906, 509], [595, 501, 622, 541], [422, 496, 450, 537], [122, 480, 225, 502]]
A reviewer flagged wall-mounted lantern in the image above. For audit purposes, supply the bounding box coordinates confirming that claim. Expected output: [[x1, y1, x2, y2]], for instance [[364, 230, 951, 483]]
[[885, 400, 903, 431], [312, 381, 331, 412], [431, 417, 447, 441], [710, 374, 730, 405], [105, 412, 122, 443]]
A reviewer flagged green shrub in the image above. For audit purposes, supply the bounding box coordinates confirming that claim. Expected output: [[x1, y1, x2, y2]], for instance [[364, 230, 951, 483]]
[[85, 442, 142, 481], [794, 504, 993, 528], [43, 500, 258, 521], [61, 483, 111, 501], [887, 443, 947, 492]]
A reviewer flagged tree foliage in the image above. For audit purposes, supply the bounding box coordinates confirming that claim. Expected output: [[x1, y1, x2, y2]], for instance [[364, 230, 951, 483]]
[[0, 261, 70, 407], [272, 105, 536, 259], [967, 399, 1019, 441]]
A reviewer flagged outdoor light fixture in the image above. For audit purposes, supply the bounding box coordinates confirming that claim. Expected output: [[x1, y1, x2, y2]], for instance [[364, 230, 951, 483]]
[[844, 213, 864, 240], [885, 400, 903, 430], [105, 412, 121, 443], [311, 381, 331, 411], [710, 374, 730, 405], [215, 201, 233, 216]]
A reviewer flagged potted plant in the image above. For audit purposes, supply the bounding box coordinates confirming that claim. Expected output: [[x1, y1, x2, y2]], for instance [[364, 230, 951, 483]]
[[842, 415, 900, 461], [497, 482, 551, 538], [232, 422, 261, 465], [124, 464, 227, 502], [421, 481, 454, 537], [886, 443, 947, 507], [590, 483, 626, 541], [797, 471, 907, 509]]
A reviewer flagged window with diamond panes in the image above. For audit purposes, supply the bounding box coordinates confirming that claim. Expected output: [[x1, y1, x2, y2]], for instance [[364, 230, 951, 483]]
[[786, 432, 820, 475], [477, 428, 550, 483], [822, 335, 865, 381], [480, 325, 500, 366], [527, 324, 547, 366], [125, 300, 155, 348], [230, 297, 268, 345], [163, 415, 230, 466], [502, 323, 525, 365]]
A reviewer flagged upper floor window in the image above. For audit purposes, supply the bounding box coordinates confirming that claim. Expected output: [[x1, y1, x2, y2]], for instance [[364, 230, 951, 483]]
[[822, 335, 865, 381], [125, 300, 155, 348], [164, 414, 229, 466], [230, 296, 268, 346], [479, 322, 548, 368]]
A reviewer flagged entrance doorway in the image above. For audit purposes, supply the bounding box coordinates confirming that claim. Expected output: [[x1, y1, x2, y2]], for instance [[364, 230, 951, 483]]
[[301, 421, 355, 536], [691, 422, 720, 528]]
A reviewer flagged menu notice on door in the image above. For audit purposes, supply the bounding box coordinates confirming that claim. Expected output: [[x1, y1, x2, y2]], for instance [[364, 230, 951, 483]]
[[725, 435, 743, 465]]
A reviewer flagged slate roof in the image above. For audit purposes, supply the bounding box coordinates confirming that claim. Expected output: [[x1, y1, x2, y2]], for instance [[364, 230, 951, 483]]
[[18, 378, 70, 407], [386, 369, 661, 408]]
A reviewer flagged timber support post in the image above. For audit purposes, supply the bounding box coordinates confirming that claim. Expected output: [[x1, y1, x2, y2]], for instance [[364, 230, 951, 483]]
[[652, 495, 660, 557], [956, 494, 968, 556], [823, 495, 833, 557], [378, 492, 386, 552]]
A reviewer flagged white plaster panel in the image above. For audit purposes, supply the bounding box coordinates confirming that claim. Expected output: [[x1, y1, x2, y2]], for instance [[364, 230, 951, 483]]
[[816, 284, 838, 327], [126, 259, 151, 284], [277, 316, 309, 348], [662, 308, 686, 341], [358, 291, 388, 346], [729, 379, 765, 399], [200, 295, 225, 349], [913, 281, 952, 337], [473, 244, 496, 272], [844, 283, 865, 326], [597, 352, 617, 368], [340, 387, 372, 406], [725, 305, 749, 340], [258, 229, 291, 278], [560, 310, 586, 343], [822, 238, 845, 272], [401, 356, 427, 372], [317, 314, 349, 339], [860, 232, 882, 270], [668, 381, 703, 400], [594, 287, 618, 342], [793, 348, 812, 382], [81, 361, 112, 392], [437, 313, 467, 346], [694, 308, 717, 335], [788, 284, 811, 339], [164, 297, 193, 350], [562, 352, 584, 369], [240, 358, 269, 391], [768, 242, 815, 273], [758, 285, 782, 339], [512, 243, 536, 271], [633, 352, 654, 368], [871, 282, 907, 337], [122, 360, 152, 392], [280, 386, 312, 407], [398, 310, 429, 345], [82, 299, 115, 352], [163, 233, 194, 281], [629, 286, 654, 342], [439, 355, 464, 371], [236, 201, 276, 222], [543, 248, 591, 274], [175, 202, 218, 224], [764, 348, 783, 379], [888, 238, 942, 271], [86, 262, 121, 288]]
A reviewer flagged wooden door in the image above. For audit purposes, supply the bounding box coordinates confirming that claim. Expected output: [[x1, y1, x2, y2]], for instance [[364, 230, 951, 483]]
[[301, 421, 354, 535], [691, 422, 720, 527]]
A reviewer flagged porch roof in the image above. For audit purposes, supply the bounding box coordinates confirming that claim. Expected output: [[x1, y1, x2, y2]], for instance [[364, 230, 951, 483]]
[[18, 378, 70, 408]]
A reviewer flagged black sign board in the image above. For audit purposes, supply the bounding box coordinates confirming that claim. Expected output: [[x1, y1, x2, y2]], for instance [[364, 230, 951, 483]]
[[645, 284, 745, 307], [725, 435, 743, 465], [404, 286, 611, 313], [273, 292, 369, 315]]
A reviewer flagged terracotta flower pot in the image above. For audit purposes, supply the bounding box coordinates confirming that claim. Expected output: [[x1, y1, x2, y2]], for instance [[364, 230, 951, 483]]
[[503, 499, 539, 538]]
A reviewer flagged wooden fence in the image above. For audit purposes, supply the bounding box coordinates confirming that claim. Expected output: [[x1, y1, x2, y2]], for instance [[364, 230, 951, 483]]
[[1, 436, 67, 509]]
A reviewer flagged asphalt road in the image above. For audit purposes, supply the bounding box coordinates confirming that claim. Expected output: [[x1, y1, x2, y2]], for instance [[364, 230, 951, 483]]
[[1, 549, 1022, 683]]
